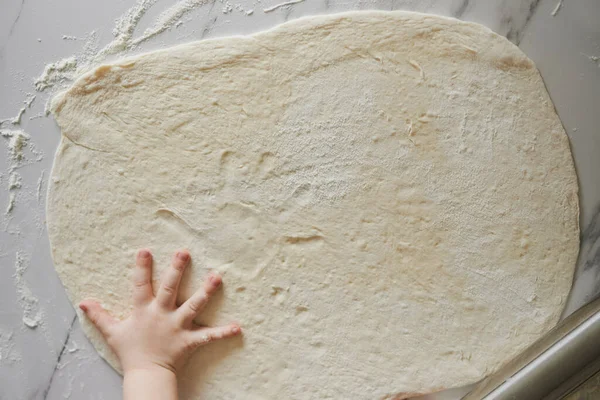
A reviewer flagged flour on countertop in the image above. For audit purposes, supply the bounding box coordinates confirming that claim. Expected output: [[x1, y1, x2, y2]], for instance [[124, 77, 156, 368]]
[[67, 340, 79, 354], [11, 95, 36, 125], [35, 57, 78, 92], [1, 130, 30, 162], [0, 95, 35, 126], [263, 0, 305, 13], [36, 170, 46, 203], [13, 253, 43, 329], [30, 0, 262, 100], [10, 108, 26, 125], [1, 129, 43, 221], [6, 173, 22, 215], [24, 95, 36, 109], [28, 112, 46, 121], [584, 54, 600, 66], [131, 0, 210, 46], [33, 0, 220, 93], [0, 330, 21, 365], [2, 130, 27, 216], [97, 0, 161, 60], [6, 193, 16, 215], [222, 1, 234, 14], [9, 173, 22, 190], [551, 0, 563, 16]]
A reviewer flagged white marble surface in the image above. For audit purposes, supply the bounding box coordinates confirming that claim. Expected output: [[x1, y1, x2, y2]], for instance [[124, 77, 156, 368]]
[[0, 0, 599, 399]]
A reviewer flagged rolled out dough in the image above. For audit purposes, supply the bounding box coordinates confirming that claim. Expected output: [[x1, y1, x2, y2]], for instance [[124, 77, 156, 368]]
[[48, 11, 579, 400]]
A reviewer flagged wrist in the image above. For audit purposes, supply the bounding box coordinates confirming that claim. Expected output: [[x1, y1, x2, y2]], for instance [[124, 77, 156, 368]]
[[124, 362, 178, 377], [123, 362, 178, 400]]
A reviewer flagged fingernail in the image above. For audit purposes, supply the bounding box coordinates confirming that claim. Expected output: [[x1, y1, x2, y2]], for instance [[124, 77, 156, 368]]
[[177, 251, 190, 262], [232, 326, 240, 334], [139, 249, 151, 258], [79, 303, 88, 312]]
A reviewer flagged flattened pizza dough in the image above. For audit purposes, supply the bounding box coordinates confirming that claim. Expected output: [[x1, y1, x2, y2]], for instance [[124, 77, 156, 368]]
[[48, 11, 579, 400]]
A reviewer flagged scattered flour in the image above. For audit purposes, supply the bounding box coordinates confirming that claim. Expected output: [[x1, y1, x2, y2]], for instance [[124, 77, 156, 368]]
[[71, 30, 101, 71], [584, 54, 600, 66], [233, 3, 249, 14], [8, 173, 22, 190], [1, 130, 30, 216], [28, 112, 46, 121], [13, 253, 42, 329], [22, 316, 40, 329], [67, 340, 79, 353], [0, 95, 35, 126], [222, 1, 234, 14], [0, 330, 21, 365], [1, 130, 30, 161], [6, 172, 22, 215], [6, 193, 16, 215], [94, 0, 161, 60], [24, 95, 36, 109], [31, 0, 262, 95], [551, 0, 563, 16], [11, 108, 26, 125], [33, 0, 219, 93], [34, 57, 78, 91], [132, 0, 211, 46], [263, 0, 305, 13], [37, 170, 46, 203]]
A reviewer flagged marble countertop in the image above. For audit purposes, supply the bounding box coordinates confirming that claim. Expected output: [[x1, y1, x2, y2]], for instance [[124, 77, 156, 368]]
[[1, 0, 599, 399]]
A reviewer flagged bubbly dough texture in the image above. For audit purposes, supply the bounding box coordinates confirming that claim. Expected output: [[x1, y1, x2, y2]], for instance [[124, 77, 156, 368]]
[[48, 11, 579, 400]]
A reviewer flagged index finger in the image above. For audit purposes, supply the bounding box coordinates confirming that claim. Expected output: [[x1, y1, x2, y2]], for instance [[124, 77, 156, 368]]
[[156, 250, 190, 309]]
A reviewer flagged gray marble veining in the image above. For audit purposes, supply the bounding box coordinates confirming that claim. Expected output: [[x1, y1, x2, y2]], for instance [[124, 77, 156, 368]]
[[41, 315, 77, 400], [564, 207, 600, 317], [0, 1, 598, 399], [5, 0, 26, 43]]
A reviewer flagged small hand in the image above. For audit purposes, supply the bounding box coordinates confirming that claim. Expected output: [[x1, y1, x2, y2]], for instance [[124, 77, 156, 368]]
[[79, 249, 241, 375]]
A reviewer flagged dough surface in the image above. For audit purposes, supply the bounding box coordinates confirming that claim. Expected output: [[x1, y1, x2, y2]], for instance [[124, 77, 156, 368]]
[[48, 11, 579, 400]]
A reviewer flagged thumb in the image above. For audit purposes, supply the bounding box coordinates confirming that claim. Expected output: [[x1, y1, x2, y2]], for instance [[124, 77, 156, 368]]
[[79, 300, 117, 338]]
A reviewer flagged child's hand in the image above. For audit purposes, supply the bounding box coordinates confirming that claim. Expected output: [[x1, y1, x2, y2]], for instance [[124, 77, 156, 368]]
[[79, 249, 241, 375]]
